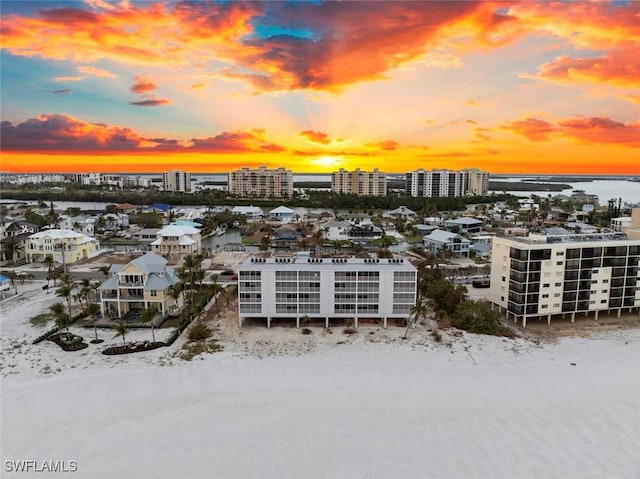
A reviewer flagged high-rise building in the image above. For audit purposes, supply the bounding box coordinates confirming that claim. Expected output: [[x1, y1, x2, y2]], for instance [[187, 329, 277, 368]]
[[405, 169, 467, 197], [162, 170, 191, 192], [465, 169, 490, 196], [237, 256, 417, 328], [490, 232, 640, 327], [331, 168, 387, 196], [228, 166, 293, 199]]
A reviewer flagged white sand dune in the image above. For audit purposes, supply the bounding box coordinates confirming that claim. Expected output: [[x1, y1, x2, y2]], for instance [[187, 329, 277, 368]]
[[1, 286, 639, 479]]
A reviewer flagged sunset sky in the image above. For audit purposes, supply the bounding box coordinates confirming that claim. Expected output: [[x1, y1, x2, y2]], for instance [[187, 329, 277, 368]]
[[1, 0, 639, 175]]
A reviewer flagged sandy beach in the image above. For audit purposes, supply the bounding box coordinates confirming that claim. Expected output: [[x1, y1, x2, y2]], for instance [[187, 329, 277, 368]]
[[1, 284, 639, 479]]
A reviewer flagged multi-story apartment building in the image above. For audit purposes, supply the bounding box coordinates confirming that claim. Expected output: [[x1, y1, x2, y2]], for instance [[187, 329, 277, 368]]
[[228, 166, 293, 199], [331, 168, 387, 196], [25, 229, 100, 264], [162, 170, 191, 193], [465, 169, 490, 196], [98, 252, 180, 319], [490, 232, 640, 327], [405, 169, 467, 197], [237, 256, 417, 328]]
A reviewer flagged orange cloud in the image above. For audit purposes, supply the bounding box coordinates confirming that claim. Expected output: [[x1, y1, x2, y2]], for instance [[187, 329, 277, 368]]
[[501, 118, 556, 141], [77, 65, 117, 78], [502, 115, 640, 147], [131, 76, 158, 94], [365, 140, 399, 151], [129, 96, 172, 107], [299, 130, 331, 145], [54, 76, 83, 82], [189, 129, 285, 153], [188, 82, 207, 90], [558, 116, 640, 147], [0, 114, 146, 151], [530, 49, 640, 87], [618, 94, 640, 105]]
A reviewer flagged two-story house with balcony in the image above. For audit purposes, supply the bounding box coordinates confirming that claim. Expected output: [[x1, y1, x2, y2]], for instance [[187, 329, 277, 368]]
[[98, 252, 181, 320], [150, 224, 201, 262], [25, 229, 100, 264]]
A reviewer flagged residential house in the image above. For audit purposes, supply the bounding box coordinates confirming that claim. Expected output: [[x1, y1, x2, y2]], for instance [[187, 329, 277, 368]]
[[444, 217, 483, 234], [231, 206, 264, 222], [98, 252, 181, 319], [25, 229, 100, 264], [385, 206, 417, 220], [423, 229, 471, 258], [269, 206, 295, 223], [150, 224, 201, 262]]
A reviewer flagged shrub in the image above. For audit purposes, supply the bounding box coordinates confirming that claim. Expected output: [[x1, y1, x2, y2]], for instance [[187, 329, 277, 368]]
[[452, 300, 514, 337], [431, 330, 443, 342], [301, 327, 312, 335], [342, 327, 357, 335], [187, 322, 213, 342]]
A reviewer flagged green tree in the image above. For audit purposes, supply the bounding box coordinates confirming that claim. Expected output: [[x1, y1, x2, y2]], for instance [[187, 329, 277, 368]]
[[403, 300, 430, 339], [452, 300, 512, 336], [85, 303, 102, 341], [139, 306, 157, 342], [49, 302, 70, 332], [56, 274, 75, 322], [113, 321, 129, 346]]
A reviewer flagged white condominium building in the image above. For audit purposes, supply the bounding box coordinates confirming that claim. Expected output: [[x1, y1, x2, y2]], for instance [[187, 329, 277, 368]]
[[465, 169, 490, 196], [490, 232, 640, 327], [237, 256, 417, 328], [405, 169, 467, 197], [228, 166, 293, 199], [331, 168, 387, 196], [162, 170, 191, 192]]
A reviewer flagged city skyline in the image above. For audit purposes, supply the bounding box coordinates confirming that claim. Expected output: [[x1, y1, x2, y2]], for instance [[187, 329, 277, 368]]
[[1, 1, 639, 175]]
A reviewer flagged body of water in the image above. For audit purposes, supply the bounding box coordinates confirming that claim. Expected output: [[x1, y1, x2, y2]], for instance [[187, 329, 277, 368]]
[[489, 178, 640, 205]]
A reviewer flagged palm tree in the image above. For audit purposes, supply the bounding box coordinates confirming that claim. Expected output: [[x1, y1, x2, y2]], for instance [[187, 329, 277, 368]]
[[182, 254, 200, 317], [43, 255, 55, 285], [403, 300, 430, 339], [113, 321, 129, 346], [56, 274, 75, 322], [49, 302, 70, 333], [139, 307, 157, 342], [259, 234, 271, 257], [168, 283, 183, 314], [2, 236, 23, 263], [85, 302, 102, 341], [311, 228, 324, 258], [98, 265, 110, 279]]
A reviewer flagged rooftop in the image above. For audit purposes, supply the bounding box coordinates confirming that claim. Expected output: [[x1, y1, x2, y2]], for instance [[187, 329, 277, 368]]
[[240, 256, 416, 272], [499, 232, 636, 245]]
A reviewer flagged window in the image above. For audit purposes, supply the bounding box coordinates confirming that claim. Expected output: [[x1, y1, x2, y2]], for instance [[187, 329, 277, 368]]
[[554, 282, 562, 287], [601, 289, 608, 294], [591, 280, 597, 284], [150, 290, 157, 297], [554, 293, 561, 297], [542, 294, 549, 298], [601, 299, 607, 304], [541, 304, 548, 309], [556, 261, 564, 266], [556, 251, 564, 256], [543, 283, 550, 288], [603, 279, 609, 284]]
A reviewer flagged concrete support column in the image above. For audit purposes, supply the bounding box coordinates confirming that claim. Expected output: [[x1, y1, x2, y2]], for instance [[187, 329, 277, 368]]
[[325, 317, 329, 329], [238, 316, 243, 328], [354, 317, 358, 329], [618, 309, 621, 318], [571, 312, 575, 323], [296, 316, 300, 329], [267, 317, 271, 328], [547, 314, 551, 325], [595, 310, 599, 320], [522, 316, 527, 328], [383, 317, 387, 329]]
